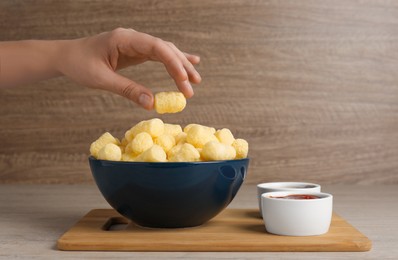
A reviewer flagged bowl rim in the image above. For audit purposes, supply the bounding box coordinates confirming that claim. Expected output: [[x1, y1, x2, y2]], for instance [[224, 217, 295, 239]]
[[257, 182, 321, 190], [261, 191, 333, 201], [89, 156, 249, 166]]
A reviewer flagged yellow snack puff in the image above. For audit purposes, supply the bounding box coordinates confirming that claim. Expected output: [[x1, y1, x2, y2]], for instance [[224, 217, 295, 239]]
[[186, 125, 219, 148], [183, 123, 196, 133], [126, 120, 143, 141], [184, 124, 216, 134], [154, 92, 186, 114], [97, 143, 122, 161], [131, 118, 164, 138], [215, 128, 235, 145], [201, 141, 236, 161], [124, 129, 135, 142], [126, 132, 154, 155], [169, 143, 200, 162], [232, 138, 249, 159], [90, 132, 120, 158], [196, 148, 205, 161], [135, 145, 167, 162], [208, 127, 216, 134], [121, 153, 137, 162], [175, 132, 187, 144], [226, 144, 237, 159], [154, 134, 176, 153], [163, 123, 183, 137], [167, 144, 183, 159], [128, 120, 145, 137]]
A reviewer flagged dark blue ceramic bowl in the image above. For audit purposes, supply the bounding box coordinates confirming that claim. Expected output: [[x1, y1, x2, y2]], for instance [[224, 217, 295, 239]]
[[89, 157, 249, 228]]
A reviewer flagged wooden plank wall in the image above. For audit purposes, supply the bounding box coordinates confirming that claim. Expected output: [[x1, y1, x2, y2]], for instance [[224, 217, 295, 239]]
[[0, 0, 397, 184]]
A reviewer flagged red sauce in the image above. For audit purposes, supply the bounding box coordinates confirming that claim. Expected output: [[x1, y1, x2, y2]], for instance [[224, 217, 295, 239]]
[[270, 194, 320, 200]]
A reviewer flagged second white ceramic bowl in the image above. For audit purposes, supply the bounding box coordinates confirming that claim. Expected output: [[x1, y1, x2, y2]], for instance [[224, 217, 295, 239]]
[[261, 191, 333, 236]]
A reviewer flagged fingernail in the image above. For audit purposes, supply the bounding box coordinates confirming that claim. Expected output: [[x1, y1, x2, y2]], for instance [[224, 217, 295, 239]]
[[194, 55, 200, 63], [138, 93, 152, 109]]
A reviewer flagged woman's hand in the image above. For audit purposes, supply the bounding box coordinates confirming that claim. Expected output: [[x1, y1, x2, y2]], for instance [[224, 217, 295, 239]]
[[58, 28, 201, 109]]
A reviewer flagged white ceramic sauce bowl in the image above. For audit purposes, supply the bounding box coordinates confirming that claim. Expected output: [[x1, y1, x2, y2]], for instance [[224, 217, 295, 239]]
[[261, 191, 333, 236], [257, 182, 321, 216]]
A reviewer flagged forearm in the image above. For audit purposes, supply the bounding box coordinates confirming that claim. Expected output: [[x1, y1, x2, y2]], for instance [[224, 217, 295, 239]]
[[0, 40, 67, 88]]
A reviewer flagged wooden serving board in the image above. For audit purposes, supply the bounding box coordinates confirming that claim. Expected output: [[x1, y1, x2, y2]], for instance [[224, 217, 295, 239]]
[[57, 209, 371, 252]]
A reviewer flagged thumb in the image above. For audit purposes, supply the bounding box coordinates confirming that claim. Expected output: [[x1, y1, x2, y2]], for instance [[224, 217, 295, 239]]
[[100, 70, 154, 110]]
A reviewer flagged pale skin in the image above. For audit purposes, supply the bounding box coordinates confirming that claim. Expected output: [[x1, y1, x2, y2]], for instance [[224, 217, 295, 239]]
[[0, 28, 201, 110]]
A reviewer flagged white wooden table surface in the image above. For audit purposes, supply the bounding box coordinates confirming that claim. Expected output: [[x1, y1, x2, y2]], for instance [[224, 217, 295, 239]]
[[0, 184, 397, 259]]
